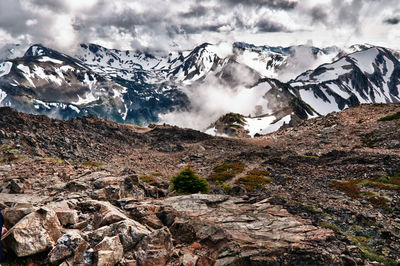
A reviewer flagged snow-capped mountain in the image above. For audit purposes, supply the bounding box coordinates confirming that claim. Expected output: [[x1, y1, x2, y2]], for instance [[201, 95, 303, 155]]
[[0, 44, 129, 121], [232, 42, 340, 81], [1, 41, 400, 137], [290, 47, 400, 115], [0, 44, 189, 124]]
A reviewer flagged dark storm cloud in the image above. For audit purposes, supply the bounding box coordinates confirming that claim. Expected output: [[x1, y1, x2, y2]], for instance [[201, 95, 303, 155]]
[[224, 0, 297, 9], [0, 0, 398, 55], [180, 5, 208, 18], [384, 17, 400, 25], [255, 19, 288, 32], [335, 0, 363, 26], [0, 0, 33, 35], [309, 6, 328, 24], [178, 24, 226, 34], [28, 0, 67, 12]]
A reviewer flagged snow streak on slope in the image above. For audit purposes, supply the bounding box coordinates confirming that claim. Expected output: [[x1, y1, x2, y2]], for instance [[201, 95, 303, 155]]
[[244, 114, 291, 137], [0, 62, 12, 77]]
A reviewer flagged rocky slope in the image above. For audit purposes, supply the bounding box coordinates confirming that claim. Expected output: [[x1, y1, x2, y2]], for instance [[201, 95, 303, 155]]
[[1, 104, 400, 265]]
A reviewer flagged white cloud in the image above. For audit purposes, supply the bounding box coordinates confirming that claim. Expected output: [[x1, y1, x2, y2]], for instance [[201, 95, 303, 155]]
[[0, 0, 398, 55]]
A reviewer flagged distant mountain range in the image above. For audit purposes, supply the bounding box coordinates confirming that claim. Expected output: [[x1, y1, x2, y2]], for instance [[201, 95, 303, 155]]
[[0, 42, 399, 136]]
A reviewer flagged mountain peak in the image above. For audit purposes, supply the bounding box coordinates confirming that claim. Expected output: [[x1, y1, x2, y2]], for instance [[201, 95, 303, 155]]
[[24, 44, 49, 57]]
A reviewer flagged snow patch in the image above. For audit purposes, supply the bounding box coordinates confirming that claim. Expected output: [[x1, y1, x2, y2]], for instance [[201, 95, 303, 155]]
[[73, 93, 98, 105], [299, 88, 341, 115], [17, 64, 36, 88], [349, 48, 379, 75], [37, 56, 63, 64], [68, 105, 81, 113], [244, 115, 291, 137], [0, 62, 12, 77], [0, 89, 7, 104]]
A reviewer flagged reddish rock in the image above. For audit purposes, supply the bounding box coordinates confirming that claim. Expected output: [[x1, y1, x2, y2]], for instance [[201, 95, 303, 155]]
[[3, 207, 63, 257]]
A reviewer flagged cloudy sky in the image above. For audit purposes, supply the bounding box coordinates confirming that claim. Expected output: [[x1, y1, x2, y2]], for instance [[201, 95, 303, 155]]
[[0, 0, 399, 54]]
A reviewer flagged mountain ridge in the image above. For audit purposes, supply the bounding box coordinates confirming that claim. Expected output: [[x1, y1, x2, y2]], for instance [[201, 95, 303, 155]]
[[1, 41, 400, 136]]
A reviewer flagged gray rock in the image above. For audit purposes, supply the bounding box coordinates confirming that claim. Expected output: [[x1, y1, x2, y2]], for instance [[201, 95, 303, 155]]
[[3, 207, 63, 257]]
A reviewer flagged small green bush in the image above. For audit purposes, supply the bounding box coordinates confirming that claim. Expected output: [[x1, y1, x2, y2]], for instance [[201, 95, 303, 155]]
[[221, 184, 232, 192], [171, 168, 209, 194]]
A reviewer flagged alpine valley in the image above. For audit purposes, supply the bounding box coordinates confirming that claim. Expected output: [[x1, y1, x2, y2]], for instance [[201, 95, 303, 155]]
[[1, 42, 399, 137]]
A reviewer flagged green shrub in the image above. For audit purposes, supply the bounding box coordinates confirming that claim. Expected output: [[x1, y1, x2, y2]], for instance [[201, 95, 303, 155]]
[[171, 168, 209, 194], [221, 184, 232, 192], [377, 111, 400, 122]]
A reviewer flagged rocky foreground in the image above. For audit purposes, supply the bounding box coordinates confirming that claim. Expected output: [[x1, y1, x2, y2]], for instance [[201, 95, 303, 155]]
[[0, 104, 400, 265]]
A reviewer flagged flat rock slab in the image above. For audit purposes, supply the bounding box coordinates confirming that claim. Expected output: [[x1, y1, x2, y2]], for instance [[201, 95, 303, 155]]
[[155, 194, 334, 262], [0, 193, 46, 205]]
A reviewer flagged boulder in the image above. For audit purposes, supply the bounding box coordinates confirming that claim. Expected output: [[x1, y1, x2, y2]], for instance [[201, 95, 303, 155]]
[[169, 219, 196, 244], [94, 236, 124, 266], [182, 253, 199, 266], [84, 200, 130, 228], [3, 207, 63, 257], [57, 210, 79, 226], [65, 181, 88, 192], [47, 201, 79, 226], [48, 230, 86, 265], [87, 219, 152, 251], [8, 178, 24, 194], [2, 206, 35, 228], [91, 175, 146, 201], [129, 203, 163, 229], [135, 227, 174, 266]]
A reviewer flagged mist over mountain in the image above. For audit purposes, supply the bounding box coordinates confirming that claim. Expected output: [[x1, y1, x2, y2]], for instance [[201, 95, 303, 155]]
[[0, 41, 399, 138]]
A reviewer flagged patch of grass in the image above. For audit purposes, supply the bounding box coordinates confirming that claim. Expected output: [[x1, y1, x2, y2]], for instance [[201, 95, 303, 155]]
[[368, 196, 391, 211], [140, 175, 157, 185], [299, 154, 319, 159], [346, 233, 397, 266], [247, 169, 270, 176], [330, 179, 361, 198], [171, 167, 209, 194], [318, 222, 341, 233], [81, 161, 105, 167], [356, 175, 400, 191], [150, 172, 164, 177], [236, 175, 271, 191], [221, 184, 232, 192], [377, 111, 400, 122], [43, 157, 63, 163], [375, 174, 400, 185], [0, 144, 21, 163], [220, 113, 246, 125], [209, 162, 246, 182], [373, 103, 386, 107]]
